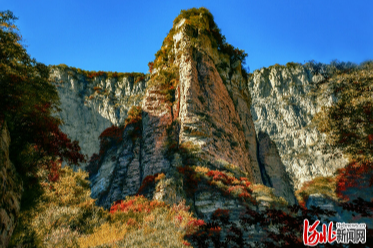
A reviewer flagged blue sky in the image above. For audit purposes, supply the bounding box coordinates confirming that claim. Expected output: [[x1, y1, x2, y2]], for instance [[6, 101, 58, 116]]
[[3, 0, 373, 74]]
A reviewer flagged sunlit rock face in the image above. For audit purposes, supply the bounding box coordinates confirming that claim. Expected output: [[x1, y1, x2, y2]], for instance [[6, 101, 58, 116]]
[[88, 19, 266, 209], [49, 68, 147, 168], [0, 122, 23, 248], [248, 65, 348, 190], [174, 20, 262, 184]]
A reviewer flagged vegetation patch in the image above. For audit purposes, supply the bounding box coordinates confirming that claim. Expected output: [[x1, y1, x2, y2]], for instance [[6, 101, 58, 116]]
[[10, 163, 209, 248], [296, 176, 338, 208], [51, 64, 146, 83], [190, 166, 256, 205], [312, 61, 373, 162]]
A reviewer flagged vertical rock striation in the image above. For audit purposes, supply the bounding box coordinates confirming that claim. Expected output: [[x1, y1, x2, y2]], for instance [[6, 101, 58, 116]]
[[175, 18, 262, 184], [89, 16, 270, 210], [248, 65, 348, 189], [0, 122, 23, 248], [89, 124, 142, 209], [49, 68, 147, 168]]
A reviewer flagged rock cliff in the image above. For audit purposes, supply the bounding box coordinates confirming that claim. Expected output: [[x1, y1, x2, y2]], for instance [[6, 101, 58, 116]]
[[248, 64, 349, 190], [0, 122, 23, 248], [87, 10, 297, 226], [49, 67, 147, 167], [39, 8, 373, 247]]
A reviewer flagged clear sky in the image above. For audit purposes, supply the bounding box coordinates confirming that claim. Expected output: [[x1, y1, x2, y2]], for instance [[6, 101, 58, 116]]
[[2, 0, 373, 74]]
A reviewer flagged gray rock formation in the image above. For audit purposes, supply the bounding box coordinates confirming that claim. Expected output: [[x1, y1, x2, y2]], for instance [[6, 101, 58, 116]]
[[257, 131, 297, 205], [89, 124, 142, 209], [0, 122, 23, 248], [140, 86, 172, 179], [248, 65, 349, 190], [49, 68, 147, 168], [88, 18, 298, 228]]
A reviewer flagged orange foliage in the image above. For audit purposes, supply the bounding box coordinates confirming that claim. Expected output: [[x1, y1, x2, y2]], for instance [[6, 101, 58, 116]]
[[148, 62, 154, 73], [187, 219, 205, 227], [134, 76, 145, 84], [87, 71, 106, 79]]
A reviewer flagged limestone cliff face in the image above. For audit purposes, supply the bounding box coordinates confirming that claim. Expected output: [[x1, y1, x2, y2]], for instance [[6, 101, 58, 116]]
[[0, 122, 23, 248], [174, 20, 262, 184], [88, 17, 296, 228], [248, 65, 348, 190], [49, 68, 147, 167], [89, 124, 142, 209]]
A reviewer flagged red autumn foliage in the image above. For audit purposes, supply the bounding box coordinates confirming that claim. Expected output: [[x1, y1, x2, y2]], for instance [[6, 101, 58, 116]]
[[368, 134, 373, 144], [99, 125, 125, 144], [212, 208, 229, 219], [109, 195, 166, 215], [209, 226, 222, 232], [134, 76, 145, 84], [28, 104, 86, 169], [187, 219, 206, 227], [87, 71, 106, 79], [136, 173, 159, 195], [88, 106, 142, 177], [175, 214, 183, 223], [335, 160, 373, 201], [204, 168, 255, 203], [47, 160, 61, 182], [206, 170, 230, 183], [126, 218, 137, 226], [182, 241, 191, 246]]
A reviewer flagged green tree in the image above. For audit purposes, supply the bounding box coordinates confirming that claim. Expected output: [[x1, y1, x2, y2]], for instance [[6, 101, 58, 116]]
[[0, 10, 85, 184], [313, 62, 373, 200]]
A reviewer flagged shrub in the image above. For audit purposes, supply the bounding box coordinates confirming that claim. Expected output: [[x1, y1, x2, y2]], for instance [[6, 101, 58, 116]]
[[134, 76, 145, 84], [9, 165, 108, 247], [335, 160, 373, 201], [136, 173, 159, 196], [295, 176, 338, 208], [125, 105, 142, 126], [148, 61, 154, 73]]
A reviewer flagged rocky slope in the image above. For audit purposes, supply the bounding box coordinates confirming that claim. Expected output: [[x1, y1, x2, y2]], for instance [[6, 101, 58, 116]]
[[248, 64, 349, 190], [88, 11, 297, 229], [49, 68, 148, 167], [0, 122, 23, 248]]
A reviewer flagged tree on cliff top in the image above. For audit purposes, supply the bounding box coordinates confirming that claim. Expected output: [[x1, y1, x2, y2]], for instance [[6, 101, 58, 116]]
[[0, 10, 85, 183]]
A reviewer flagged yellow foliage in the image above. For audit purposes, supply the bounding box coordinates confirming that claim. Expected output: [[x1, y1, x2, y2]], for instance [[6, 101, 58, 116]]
[[194, 165, 209, 174], [250, 184, 288, 208], [295, 176, 338, 207], [78, 223, 128, 248]]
